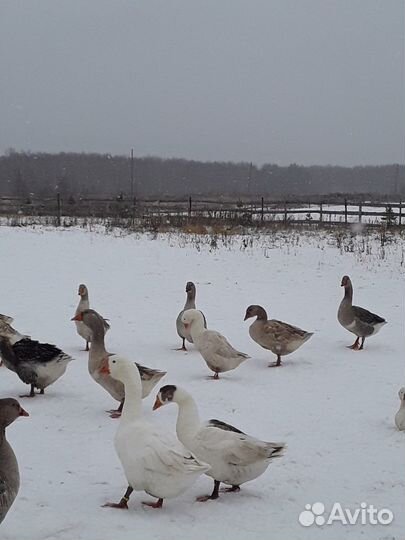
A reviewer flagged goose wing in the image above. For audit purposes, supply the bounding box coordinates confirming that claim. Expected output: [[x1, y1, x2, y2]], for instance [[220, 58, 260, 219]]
[[352, 305, 385, 325], [264, 320, 309, 341], [12, 339, 65, 364], [196, 420, 285, 465], [200, 330, 249, 359]]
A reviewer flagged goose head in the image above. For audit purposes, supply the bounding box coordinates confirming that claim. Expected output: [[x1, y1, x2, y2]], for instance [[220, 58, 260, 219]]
[[181, 309, 204, 330], [78, 284, 88, 297], [244, 305, 268, 321], [185, 281, 196, 296], [0, 398, 29, 428], [153, 384, 181, 410], [341, 275, 352, 288], [398, 387, 405, 401]]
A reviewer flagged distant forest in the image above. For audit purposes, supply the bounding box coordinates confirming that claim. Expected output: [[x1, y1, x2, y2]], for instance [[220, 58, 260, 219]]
[[1, 151, 404, 200]]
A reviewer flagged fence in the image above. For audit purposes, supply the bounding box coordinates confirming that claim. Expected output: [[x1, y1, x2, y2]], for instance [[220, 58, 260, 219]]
[[0, 195, 403, 228]]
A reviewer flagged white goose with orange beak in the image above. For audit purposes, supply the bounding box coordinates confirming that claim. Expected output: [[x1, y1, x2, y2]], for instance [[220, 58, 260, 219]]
[[99, 357, 210, 510]]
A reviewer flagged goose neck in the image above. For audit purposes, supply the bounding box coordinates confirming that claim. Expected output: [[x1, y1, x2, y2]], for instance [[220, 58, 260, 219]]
[[175, 392, 200, 444], [344, 284, 353, 303], [189, 318, 205, 341], [121, 368, 143, 422]]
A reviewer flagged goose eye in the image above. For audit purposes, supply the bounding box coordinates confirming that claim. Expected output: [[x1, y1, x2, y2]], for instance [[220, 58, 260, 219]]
[[112, 360, 116, 364]]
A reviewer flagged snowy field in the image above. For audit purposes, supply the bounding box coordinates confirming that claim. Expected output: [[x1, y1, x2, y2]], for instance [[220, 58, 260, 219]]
[[0, 226, 404, 540]]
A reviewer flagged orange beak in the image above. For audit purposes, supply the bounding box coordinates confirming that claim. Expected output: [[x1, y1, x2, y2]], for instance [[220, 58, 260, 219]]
[[19, 407, 29, 417], [71, 313, 83, 321], [153, 397, 162, 411], [99, 357, 110, 375]]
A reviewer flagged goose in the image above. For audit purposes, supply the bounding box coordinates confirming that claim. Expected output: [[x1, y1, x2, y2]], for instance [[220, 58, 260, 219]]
[[181, 309, 249, 379], [153, 385, 285, 501], [0, 336, 73, 397], [338, 276, 386, 350], [74, 284, 110, 351], [71, 309, 166, 417], [244, 305, 313, 367], [176, 282, 207, 351], [395, 387, 405, 431], [99, 357, 210, 509], [0, 399, 29, 524]]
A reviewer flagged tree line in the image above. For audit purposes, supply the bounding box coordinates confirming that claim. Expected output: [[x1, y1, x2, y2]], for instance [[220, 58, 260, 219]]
[[0, 150, 404, 200]]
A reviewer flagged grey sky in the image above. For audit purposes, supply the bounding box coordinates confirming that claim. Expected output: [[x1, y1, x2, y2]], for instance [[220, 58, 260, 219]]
[[0, 0, 403, 165]]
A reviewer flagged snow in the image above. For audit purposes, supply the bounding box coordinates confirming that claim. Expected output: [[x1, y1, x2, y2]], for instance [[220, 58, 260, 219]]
[[0, 226, 403, 540]]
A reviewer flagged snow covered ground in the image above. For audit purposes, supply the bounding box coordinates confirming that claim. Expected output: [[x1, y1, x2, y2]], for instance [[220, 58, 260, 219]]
[[0, 226, 403, 540]]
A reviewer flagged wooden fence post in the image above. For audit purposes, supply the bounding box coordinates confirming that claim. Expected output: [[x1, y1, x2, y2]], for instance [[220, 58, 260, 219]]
[[344, 199, 348, 224], [359, 203, 362, 223], [399, 201, 402, 227], [319, 202, 323, 223], [284, 202, 287, 223], [261, 197, 264, 223], [56, 193, 61, 226]]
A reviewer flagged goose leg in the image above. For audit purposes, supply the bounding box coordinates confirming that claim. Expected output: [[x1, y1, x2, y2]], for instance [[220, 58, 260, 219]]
[[359, 337, 365, 350], [102, 486, 133, 509], [221, 485, 241, 493], [268, 355, 282, 367], [142, 498, 163, 509], [348, 337, 360, 350], [107, 399, 124, 418], [197, 480, 220, 502], [20, 384, 36, 398], [85, 340, 90, 351], [39, 388, 44, 395], [175, 338, 187, 351]]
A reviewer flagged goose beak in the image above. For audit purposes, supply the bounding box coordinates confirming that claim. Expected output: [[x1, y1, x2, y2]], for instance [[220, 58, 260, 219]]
[[243, 313, 248, 321], [153, 397, 162, 411], [19, 407, 29, 417], [71, 313, 82, 321], [99, 357, 110, 375], [183, 322, 189, 330]]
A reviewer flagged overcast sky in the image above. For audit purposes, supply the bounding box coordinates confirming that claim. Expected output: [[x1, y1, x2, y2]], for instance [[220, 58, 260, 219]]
[[0, 0, 403, 165]]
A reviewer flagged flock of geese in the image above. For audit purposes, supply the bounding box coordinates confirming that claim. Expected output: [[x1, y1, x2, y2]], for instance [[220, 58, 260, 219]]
[[0, 275, 403, 525]]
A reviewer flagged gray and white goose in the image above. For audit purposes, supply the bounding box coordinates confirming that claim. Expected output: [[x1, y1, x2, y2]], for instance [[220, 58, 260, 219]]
[[181, 309, 249, 379], [0, 399, 29, 525], [244, 305, 313, 367], [74, 284, 110, 351], [154, 385, 285, 501], [0, 335, 74, 397], [72, 309, 166, 417], [337, 276, 386, 350], [176, 281, 207, 351]]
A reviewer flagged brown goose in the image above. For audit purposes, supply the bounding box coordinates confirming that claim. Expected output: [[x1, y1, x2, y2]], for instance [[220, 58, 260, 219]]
[[0, 398, 29, 525], [72, 310, 166, 417], [176, 282, 207, 351], [244, 305, 313, 367], [74, 284, 110, 351], [338, 276, 386, 350]]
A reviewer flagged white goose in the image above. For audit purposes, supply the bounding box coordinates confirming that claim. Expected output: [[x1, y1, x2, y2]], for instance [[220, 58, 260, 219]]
[[100, 357, 210, 509], [395, 387, 405, 431], [181, 309, 249, 379], [153, 385, 285, 501]]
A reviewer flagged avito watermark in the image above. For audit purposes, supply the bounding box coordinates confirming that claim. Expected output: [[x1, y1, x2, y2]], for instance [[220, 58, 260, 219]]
[[299, 502, 394, 527]]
